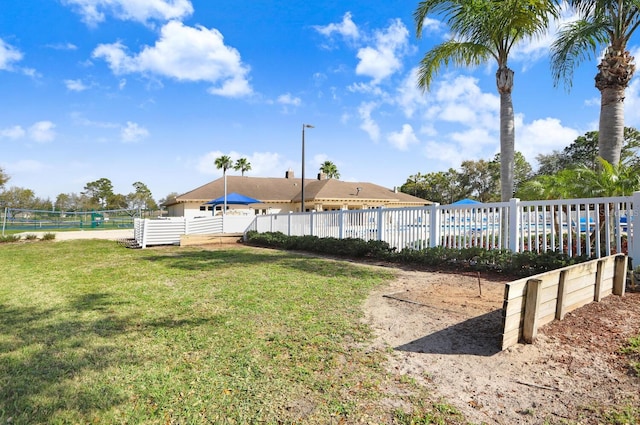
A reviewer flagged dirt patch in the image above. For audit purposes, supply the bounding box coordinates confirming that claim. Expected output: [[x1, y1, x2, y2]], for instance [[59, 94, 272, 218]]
[[364, 267, 640, 424]]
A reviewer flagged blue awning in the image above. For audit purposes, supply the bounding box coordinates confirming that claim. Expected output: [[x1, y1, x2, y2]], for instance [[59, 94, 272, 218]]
[[451, 198, 482, 205], [205, 192, 262, 205]]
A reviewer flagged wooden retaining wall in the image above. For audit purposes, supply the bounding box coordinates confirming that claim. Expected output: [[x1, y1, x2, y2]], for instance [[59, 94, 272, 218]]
[[501, 254, 627, 350]]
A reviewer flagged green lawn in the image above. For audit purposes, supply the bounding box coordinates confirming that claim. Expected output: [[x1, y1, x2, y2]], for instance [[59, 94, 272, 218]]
[[0, 240, 460, 424]]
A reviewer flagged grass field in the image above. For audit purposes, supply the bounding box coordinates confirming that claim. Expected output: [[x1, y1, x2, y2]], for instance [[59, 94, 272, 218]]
[[0, 240, 461, 424]]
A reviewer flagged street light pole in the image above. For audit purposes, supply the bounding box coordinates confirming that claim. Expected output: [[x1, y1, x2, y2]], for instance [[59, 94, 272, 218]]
[[301, 124, 314, 213]]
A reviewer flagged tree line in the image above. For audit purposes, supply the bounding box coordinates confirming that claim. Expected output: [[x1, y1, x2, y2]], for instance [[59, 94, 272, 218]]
[[0, 172, 166, 213], [400, 128, 640, 204]]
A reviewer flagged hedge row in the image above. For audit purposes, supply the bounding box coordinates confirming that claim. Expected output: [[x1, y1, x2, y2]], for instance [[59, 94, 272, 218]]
[[244, 231, 590, 277]]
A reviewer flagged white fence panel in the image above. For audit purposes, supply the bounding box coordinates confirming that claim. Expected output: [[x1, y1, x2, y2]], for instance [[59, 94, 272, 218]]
[[222, 216, 255, 233], [312, 210, 341, 239], [247, 193, 640, 261], [341, 210, 379, 241], [187, 216, 222, 234], [142, 218, 185, 248], [133, 215, 254, 248]]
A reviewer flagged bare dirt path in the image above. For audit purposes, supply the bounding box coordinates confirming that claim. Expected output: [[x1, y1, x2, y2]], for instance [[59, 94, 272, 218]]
[[363, 267, 640, 424]]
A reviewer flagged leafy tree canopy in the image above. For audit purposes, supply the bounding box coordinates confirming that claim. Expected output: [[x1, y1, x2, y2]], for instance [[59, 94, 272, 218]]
[[0, 167, 9, 190]]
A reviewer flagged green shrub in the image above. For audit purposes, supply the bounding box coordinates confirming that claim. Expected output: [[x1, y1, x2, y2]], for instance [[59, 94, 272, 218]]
[[41, 232, 56, 241], [245, 231, 591, 277], [0, 234, 21, 243], [25, 233, 38, 240]]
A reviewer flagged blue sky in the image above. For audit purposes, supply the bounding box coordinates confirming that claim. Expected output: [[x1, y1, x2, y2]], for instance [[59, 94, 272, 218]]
[[1, 1, 639, 202]]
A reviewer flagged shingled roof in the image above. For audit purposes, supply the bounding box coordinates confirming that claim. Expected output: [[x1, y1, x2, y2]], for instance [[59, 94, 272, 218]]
[[166, 174, 430, 207]]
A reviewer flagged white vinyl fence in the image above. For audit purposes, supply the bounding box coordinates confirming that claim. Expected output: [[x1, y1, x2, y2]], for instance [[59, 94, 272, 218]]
[[134, 215, 254, 248], [247, 193, 640, 262]]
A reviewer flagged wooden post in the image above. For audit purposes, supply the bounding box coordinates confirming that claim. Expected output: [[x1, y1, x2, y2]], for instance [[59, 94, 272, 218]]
[[556, 271, 568, 320], [594, 259, 604, 302], [613, 254, 627, 296], [522, 279, 542, 344]]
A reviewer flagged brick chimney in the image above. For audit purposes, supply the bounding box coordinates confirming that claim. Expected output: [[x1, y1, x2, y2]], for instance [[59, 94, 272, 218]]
[[285, 168, 295, 179]]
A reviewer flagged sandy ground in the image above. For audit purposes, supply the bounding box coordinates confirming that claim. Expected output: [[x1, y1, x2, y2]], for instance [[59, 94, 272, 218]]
[[15, 229, 134, 241], [363, 267, 640, 424]]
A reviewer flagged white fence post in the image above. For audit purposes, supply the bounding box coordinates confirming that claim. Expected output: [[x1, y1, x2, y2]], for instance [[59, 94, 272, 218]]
[[631, 191, 640, 268], [141, 219, 149, 249], [310, 211, 314, 237], [509, 198, 520, 253], [339, 209, 344, 239], [377, 207, 384, 241], [429, 203, 440, 248]]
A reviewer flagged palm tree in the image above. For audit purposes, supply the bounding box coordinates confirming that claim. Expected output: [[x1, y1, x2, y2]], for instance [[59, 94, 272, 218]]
[[521, 157, 640, 253], [551, 1, 640, 166], [234, 158, 252, 176], [414, 0, 560, 202], [319, 161, 340, 179], [214, 155, 233, 215]]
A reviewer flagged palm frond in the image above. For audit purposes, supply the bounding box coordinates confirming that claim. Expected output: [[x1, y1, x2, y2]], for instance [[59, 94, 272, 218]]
[[416, 41, 492, 90], [415, 0, 466, 38], [550, 19, 608, 89]]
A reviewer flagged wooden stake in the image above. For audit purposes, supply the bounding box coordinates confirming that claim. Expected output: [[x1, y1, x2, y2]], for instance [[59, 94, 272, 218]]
[[477, 271, 482, 297]]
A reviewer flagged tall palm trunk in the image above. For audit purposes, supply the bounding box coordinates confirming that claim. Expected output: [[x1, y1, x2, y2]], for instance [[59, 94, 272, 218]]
[[497, 66, 515, 202], [595, 47, 635, 165]]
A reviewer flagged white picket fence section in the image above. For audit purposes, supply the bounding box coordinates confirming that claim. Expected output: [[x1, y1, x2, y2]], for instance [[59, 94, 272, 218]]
[[248, 193, 640, 262], [134, 216, 255, 248]]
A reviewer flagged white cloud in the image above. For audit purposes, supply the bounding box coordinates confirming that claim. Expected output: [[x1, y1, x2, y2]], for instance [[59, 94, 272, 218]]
[[71, 112, 119, 128], [121, 121, 149, 142], [355, 19, 409, 83], [516, 117, 580, 165], [29, 121, 56, 143], [358, 101, 381, 142], [411, 73, 580, 171], [63, 0, 193, 26], [65, 79, 90, 91], [47, 42, 78, 50], [395, 68, 427, 118], [418, 17, 444, 35], [0, 125, 26, 140], [6, 159, 45, 173], [314, 12, 360, 41], [0, 38, 23, 71], [387, 124, 419, 151], [423, 140, 466, 168], [450, 127, 496, 152], [428, 75, 499, 130], [93, 20, 252, 97], [277, 93, 301, 106]]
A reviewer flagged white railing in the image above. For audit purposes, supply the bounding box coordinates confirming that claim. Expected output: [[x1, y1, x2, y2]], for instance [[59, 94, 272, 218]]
[[247, 193, 640, 261], [134, 215, 255, 248]]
